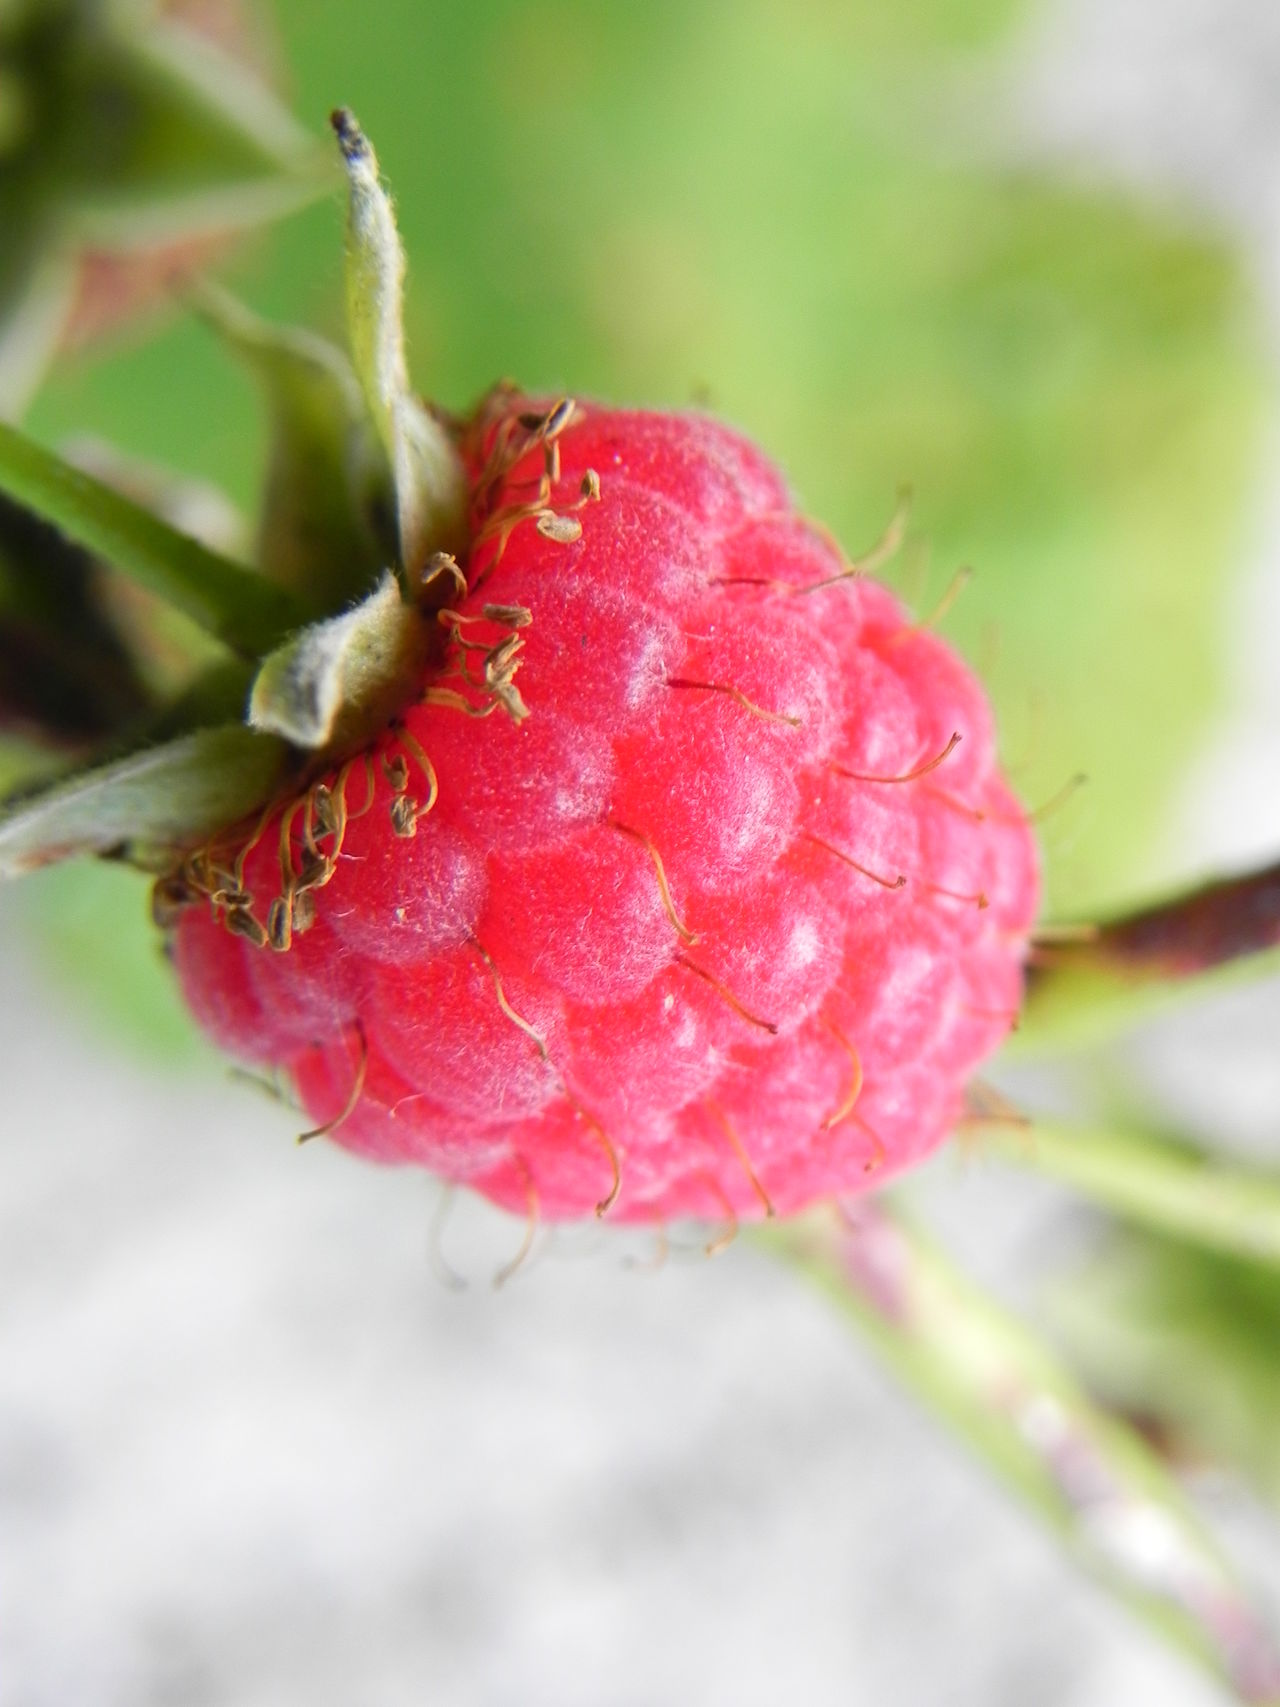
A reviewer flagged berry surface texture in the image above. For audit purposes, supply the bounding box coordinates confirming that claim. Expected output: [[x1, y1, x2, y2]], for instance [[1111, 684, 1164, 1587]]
[[173, 397, 1040, 1225]]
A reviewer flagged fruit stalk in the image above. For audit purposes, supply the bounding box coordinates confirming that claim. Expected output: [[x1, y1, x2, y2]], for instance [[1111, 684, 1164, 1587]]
[[769, 1202, 1280, 1706]]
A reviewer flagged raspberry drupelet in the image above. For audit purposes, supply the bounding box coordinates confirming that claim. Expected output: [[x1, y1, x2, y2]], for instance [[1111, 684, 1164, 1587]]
[[172, 394, 1039, 1227]]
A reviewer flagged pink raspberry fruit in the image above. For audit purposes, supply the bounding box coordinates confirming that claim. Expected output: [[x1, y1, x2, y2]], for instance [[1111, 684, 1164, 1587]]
[[172, 394, 1039, 1226]]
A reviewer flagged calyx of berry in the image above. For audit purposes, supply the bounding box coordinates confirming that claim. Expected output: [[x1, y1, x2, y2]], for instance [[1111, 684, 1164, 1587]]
[[331, 109, 468, 571], [0, 105, 473, 867], [247, 570, 436, 750]]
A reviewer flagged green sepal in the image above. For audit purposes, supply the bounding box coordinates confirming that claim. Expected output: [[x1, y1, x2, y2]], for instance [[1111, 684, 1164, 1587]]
[[0, 722, 289, 876], [332, 109, 467, 574], [0, 417, 313, 656], [193, 283, 391, 609], [248, 570, 433, 750]]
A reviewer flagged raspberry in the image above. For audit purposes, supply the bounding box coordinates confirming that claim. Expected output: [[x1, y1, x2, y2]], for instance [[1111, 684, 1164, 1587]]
[[171, 394, 1039, 1227]]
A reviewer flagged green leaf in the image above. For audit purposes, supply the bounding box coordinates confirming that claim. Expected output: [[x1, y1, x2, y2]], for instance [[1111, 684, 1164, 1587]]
[[0, 1, 327, 415], [0, 723, 288, 876], [0, 489, 154, 744], [124, 15, 318, 171], [332, 109, 467, 572], [0, 419, 312, 655], [770, 1203, 1280, 1703], [1050, 1230, 1280, 1514], [17, 855, 205, 1062], [41, 14, 323, 238], [0, 732, 52, 799], [193, 283, 390, 609], [980, 1120, 1280, 1271], [0, 245, 78, 420]]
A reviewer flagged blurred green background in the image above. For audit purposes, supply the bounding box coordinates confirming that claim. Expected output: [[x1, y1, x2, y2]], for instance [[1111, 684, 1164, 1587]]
[[18, 0, 1271, 1048]]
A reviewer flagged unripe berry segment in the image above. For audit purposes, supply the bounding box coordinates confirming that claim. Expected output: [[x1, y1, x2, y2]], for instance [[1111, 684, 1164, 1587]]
[[172, 398, 1039, 1225]]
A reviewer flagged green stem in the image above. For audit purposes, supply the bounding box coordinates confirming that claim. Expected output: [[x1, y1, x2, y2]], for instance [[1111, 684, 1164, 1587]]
[[978, 1119, 1280, 1271], [0, 421, 313, 657], [764, 1203, 1280, 1704]]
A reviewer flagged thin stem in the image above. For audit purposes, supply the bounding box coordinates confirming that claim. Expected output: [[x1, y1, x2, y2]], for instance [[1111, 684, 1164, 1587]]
[[977, 1119, 1280, 1271], [0, 421, 313, 658], [1017, 860, 1280, 1055], [763, 1202, 1280, 1705]]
